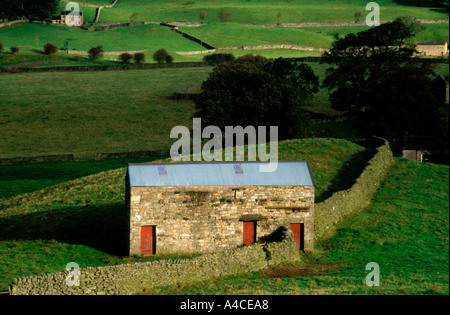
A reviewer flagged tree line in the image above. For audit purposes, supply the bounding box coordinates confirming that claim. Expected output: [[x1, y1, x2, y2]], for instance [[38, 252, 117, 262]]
[[194, 17, 448, 163], [0, 0, 59, 21]]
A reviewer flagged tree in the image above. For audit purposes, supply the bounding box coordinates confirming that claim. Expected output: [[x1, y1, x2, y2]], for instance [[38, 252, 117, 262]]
[[119, 52, 133, 63], [165, 55, 174, 64], [88, 46, 104, 60], [43, 43, 58, 54], [0, 42, 3, 53], [199, 10, 206, 24], [276, 12, 282, 25], [217, 9, 231, 22], [153, 49, 170, 63], [358, 63, 448, 156], [321, 17, 419, 113], [10, 46, 19, 53], [194, 55, 319, 140], [0, 0, 59, 21], [202, 53, 235, 65], [354, 10, 362, 23], [134, 52, 146, 64]]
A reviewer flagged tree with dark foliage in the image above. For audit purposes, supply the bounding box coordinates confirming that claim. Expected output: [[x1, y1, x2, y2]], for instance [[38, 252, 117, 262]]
[[321, 17, 419, 113], [322, 17, 448, 162], [88, 46, 104, 60], [194, 55, 319, 140], [43, 43, 58, 54], [0, 0, 59, 21], [359, 63, 448, 140]]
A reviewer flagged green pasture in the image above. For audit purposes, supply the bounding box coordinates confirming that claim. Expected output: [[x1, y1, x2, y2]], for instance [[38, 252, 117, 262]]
[[1, 21, 446, 61], [97, 0, 449, 24], [1, 59, 448, 160], [0, 67, 212, 159], [0, 23, 204, 52], [178, 22, 449, 49]]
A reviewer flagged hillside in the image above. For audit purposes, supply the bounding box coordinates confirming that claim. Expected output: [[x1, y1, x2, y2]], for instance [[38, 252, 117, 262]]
[[0, 0, 447, 59], [0, 138, 371, 292], [96, 0, 449, 24]]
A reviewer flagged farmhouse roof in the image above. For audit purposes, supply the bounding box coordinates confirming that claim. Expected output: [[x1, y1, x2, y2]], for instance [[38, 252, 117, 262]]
[[61, 10, 83, 15], [126, 161, 315, 187]]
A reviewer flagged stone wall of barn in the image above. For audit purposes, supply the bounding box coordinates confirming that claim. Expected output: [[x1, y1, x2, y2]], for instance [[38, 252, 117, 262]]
[[415, 43, 448, 56], [127, 185, 314, 255]]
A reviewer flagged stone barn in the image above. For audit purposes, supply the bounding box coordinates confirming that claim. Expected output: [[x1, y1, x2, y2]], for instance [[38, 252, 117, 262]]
[[415, 42, 448, 57], [125, 161, 315, 256]]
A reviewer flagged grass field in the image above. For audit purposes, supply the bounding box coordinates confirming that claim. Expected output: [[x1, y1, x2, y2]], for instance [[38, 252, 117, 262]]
[[1, 21, 447, 56], [0, 23, 205, 52], [0, 67, 213, 159], [97, 0, 449, 24], [179, 22, 449, 49], [1, 60, 448, 160], [0, 138, 373, 292], [145, 158, 449, 295]]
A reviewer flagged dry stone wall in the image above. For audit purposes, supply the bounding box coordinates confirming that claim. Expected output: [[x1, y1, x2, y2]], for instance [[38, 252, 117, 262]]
[[10, 231, 300, 295], [314, 140, 394, 240]]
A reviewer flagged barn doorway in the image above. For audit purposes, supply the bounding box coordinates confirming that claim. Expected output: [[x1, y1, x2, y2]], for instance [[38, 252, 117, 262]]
[[243, 221, 256, 246], [289, 223, 304, 251], [141, 225, 156, 255]]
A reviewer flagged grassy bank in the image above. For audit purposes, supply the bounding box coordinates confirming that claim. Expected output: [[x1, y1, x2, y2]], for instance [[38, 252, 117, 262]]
[[0, 156, 167, 200]]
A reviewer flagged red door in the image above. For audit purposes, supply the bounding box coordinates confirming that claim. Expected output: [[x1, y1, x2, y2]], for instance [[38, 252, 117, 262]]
[[290, 223, 303, 251], [243, 221, 256, 246], [141, 226, 155, 255]]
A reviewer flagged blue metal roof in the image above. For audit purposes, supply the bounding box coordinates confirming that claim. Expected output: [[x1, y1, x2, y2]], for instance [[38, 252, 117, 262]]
[[127, 161, 314, 187]]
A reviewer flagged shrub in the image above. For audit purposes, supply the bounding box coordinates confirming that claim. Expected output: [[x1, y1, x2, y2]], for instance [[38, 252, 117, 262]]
[[203, 53, 235, 66], [165, 55, 174, 64], [0, 42, 3, 53], [10, 46, 19, 53], [88, 46, 104, 60], [43, 43, 58, 55], [134, 53, 145, 64], [119, 52, 133, 63], [153, 49, 170, 64], [354, 10, 363, 23], [199, 10, 206, 24], [217, 9, 231, 22]]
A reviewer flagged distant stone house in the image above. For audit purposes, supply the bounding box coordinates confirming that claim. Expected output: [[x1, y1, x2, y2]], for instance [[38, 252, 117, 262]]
[[415, 42, 448, 57], [125, 161, 315, 256], [52, 10, 83, 26], [402, 134, 436, 162]]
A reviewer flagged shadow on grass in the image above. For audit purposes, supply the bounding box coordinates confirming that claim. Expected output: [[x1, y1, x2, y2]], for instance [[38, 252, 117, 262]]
[[316, 147, 375, 203], [0, 203, 128, 256]]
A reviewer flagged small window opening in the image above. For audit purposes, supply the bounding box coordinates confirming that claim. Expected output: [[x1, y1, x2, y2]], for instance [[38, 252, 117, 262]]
[[157, 165, 167, 175], [233, 163, 243, 174]]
